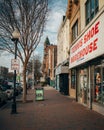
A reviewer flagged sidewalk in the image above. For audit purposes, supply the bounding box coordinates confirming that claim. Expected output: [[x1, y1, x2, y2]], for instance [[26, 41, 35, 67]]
[[0, 86, 104, 130]]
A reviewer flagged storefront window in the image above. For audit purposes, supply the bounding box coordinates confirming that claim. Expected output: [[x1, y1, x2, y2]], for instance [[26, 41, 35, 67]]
[[94, 63, 104, 104], [72, 20, 78, 41], [78, 69, 88, 104], [71, 69, 76, 89], [85, 0, 99, 25]]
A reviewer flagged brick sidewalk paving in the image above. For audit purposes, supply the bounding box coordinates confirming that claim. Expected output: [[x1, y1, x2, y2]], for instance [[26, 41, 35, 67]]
[[0, 86, 104, 130]]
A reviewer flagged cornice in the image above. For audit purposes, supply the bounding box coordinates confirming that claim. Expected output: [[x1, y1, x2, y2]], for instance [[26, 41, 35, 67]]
[[66, 0, 79, 19]]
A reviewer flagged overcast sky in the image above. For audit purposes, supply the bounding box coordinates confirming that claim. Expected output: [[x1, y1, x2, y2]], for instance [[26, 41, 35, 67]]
[[0, 0, 68, 71], [35, 0, 67, 59]]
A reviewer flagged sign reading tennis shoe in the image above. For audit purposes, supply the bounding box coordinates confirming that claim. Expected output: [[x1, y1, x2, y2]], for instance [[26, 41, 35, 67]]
[[69, 12, 104, 68]]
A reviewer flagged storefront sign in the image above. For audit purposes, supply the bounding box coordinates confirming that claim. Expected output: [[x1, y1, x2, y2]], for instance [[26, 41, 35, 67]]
[[69, 12, 104, 68], [56, 65, 69, 75]]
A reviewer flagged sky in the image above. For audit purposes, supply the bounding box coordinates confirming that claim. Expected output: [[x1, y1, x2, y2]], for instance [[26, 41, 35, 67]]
[[35, 0, 68, 55], [0, 0, 68, 71]]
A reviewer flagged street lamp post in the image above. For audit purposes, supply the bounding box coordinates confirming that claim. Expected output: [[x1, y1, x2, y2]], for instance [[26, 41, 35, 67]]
[[11, 29, 20, 114]]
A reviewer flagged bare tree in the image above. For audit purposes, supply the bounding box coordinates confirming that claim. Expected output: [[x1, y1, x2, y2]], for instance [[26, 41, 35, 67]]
[[27, 55, 42, 82], [0, 0, 48, 102]]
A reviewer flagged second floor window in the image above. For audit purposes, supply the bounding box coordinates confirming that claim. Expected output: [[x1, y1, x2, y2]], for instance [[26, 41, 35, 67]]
[[72, 20, 78, 41], [85, 0, 99, 25]]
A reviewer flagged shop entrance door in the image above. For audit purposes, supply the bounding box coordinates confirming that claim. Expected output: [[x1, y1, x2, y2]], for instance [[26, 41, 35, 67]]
[[78, 69, 88, 105]]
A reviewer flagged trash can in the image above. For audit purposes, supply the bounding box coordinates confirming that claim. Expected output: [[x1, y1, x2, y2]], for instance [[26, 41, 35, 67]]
[[35, 87, 44, 101]]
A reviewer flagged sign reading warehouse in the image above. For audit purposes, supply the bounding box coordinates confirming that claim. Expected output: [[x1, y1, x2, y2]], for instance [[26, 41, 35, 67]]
[[69, 12, 104, 68]]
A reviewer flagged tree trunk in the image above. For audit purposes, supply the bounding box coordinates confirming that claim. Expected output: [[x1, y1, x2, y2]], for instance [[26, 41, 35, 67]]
[[22, 67, 27, 103]]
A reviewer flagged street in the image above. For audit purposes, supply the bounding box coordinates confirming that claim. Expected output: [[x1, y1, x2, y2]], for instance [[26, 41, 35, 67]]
[[0, 86, 104, 130]]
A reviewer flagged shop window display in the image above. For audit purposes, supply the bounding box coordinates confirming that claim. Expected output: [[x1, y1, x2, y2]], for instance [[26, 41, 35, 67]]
[[94, 64, 104, 104], [79, 69, 88, 104]]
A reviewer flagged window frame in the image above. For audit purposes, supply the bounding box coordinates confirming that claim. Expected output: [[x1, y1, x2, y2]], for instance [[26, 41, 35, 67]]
[[85, 0, 99, 25], [72, 20, 78, 41]]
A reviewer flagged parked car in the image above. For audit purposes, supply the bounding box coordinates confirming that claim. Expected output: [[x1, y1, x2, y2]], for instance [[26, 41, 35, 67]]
[[16, 83, 23, 94], [1, 84, 14, 99], [0, 85, 8, 104], [8, 81, 14, 87], [8, 81, 19, 96], [5, 89, 14, 99]]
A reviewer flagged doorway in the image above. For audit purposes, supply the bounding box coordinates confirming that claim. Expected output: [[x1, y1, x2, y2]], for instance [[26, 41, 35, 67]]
[[78, 68, 88, 105]]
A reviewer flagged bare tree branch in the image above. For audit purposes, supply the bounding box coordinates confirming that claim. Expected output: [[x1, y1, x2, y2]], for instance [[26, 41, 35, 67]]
[[0, 0, 48, 102]]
